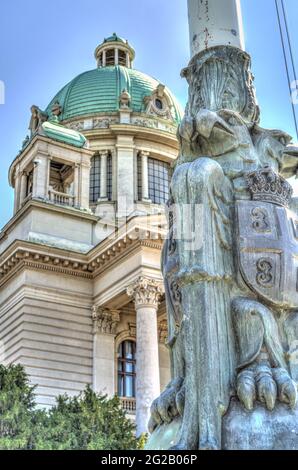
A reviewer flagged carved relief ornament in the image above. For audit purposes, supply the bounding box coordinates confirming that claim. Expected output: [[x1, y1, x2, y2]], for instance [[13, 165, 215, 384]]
[[92, 306, 120, 334], [127, 277, 164, 308]]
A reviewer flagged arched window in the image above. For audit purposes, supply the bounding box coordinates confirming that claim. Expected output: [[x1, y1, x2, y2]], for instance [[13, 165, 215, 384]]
[[117, 340, 136, 398], [89, 153, 101, 203], [148, 157, 172, 204]]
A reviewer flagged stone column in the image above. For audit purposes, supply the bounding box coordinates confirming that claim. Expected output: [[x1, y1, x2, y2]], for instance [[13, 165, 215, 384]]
[[32, 154, 49, 200], [13, 168, 21, 214], [116, 135, 135, 217], [126, 52, 131, 68], [73, 164, 80, 207], [115, 48, 119, 66], [102, 50, 107, 67], [92, 306, 120, 396], [127, 277, 164, 436], [79, 160, 91, 209], [187, 0, 245, 56], [99, 151, 108, 200], [19, 171, 28, 207], [140, 151, 150, 201]]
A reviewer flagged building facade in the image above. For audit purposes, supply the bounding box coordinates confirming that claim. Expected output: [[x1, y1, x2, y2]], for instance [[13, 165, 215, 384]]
[[0, 34, 182, 435]]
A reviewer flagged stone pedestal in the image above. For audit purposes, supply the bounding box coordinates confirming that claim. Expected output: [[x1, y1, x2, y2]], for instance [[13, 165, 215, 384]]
[[146, 400, 298, 450], [223, 399, 298, 450]]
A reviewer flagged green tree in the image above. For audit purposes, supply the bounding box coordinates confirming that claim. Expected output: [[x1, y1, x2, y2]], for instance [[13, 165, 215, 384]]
[[39, 386, 138, 450], [0, 364, 36, 449], [0, 365, 139, 450]]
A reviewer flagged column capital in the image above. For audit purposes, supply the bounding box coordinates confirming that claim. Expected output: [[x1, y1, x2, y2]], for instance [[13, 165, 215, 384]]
[[139, 150, 150, 158], [127, 277, 164, 309], [99, 149, 109, 157], [92, 306, 120, 335]]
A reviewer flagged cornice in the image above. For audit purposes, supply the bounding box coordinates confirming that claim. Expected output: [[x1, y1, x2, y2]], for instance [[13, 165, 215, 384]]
[[0, 199, 98, 242], [9, 134, 93, 185], [0, 231, 164, 288]]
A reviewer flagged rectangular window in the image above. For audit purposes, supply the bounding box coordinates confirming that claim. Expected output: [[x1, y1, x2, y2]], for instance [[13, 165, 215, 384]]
[[137, 154, 142, 201], [148, 157, 172, 204], [89, 154, 101, 203], [107, 154, 112, 201]]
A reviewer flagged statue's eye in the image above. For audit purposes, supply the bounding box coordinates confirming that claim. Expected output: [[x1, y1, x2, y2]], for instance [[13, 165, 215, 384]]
[[279, 136, 286, 146]]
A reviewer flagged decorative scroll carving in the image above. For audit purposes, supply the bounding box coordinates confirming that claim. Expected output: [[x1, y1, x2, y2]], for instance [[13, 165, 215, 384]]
[[93, 117, 118, 128], [127, 277, 164, 308], [92, 306, 120, 334], [143, 83, 174, 121], [128, 322, 136, 338]]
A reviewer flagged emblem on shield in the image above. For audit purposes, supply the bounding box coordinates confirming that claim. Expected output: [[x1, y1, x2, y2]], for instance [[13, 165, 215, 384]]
[[236, 199, 298, 309]]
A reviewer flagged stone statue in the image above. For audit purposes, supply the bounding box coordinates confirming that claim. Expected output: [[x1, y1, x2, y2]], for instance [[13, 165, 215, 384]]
[[51, 100, 62, 117], [147, 45, 298, 450], [119, 89, 131, 109], [29, 105, 48, 136]]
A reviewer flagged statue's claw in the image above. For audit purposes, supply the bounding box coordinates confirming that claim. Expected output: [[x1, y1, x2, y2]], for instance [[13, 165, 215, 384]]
[[157, 387, 178, 424], [273, 368, 297, 409], [237, 363, 297, 411], [176, 384, 185, 416], [237, 369, 256, 411], [148, 377, 184, 434], [199, 438, 220, 451], [256, 364, 277, 411]]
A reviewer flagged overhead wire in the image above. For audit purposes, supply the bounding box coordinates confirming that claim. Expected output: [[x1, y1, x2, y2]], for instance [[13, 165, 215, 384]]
[[275, 0, 298, 140]]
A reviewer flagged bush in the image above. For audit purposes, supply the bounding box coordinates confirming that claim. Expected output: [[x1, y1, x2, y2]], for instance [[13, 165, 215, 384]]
[[0, 364, 138, 450]]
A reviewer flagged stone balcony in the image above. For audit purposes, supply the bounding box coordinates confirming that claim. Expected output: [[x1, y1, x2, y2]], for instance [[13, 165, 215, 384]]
[[120, 397, 136, 414], [48, 189, 75, 207]]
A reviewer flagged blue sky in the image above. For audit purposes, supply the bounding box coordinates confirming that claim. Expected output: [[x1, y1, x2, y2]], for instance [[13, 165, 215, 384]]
[[0, 0, 298, 228]]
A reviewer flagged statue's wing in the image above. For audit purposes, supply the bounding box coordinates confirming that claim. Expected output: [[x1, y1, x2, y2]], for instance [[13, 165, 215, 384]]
[[280, 143, 298, 179], [170, 157, 234, 281], [168, 157, 237, 417], [284, 312, 298, 382], [290, 197, 298, 217]]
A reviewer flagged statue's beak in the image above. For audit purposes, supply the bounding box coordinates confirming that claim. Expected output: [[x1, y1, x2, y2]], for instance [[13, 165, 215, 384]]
[[281, 143, 298, 179], [284, 143, 298, 157], [195, 109, 235, 139]]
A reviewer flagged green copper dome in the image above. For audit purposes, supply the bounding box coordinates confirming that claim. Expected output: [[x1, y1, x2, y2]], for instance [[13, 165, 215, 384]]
[[46, 65, 183, 124], [103, 33, 127, 44]]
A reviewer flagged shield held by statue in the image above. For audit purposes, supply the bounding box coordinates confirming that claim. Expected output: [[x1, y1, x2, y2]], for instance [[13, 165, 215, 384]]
[[236, 199, 298, 310]]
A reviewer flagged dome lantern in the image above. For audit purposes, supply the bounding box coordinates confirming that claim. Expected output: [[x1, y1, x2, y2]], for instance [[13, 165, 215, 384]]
[[94, 33, 135, 68]]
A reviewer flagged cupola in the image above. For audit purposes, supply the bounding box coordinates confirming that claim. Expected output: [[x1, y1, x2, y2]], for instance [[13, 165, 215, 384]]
[[94, 33, 135, 68]]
